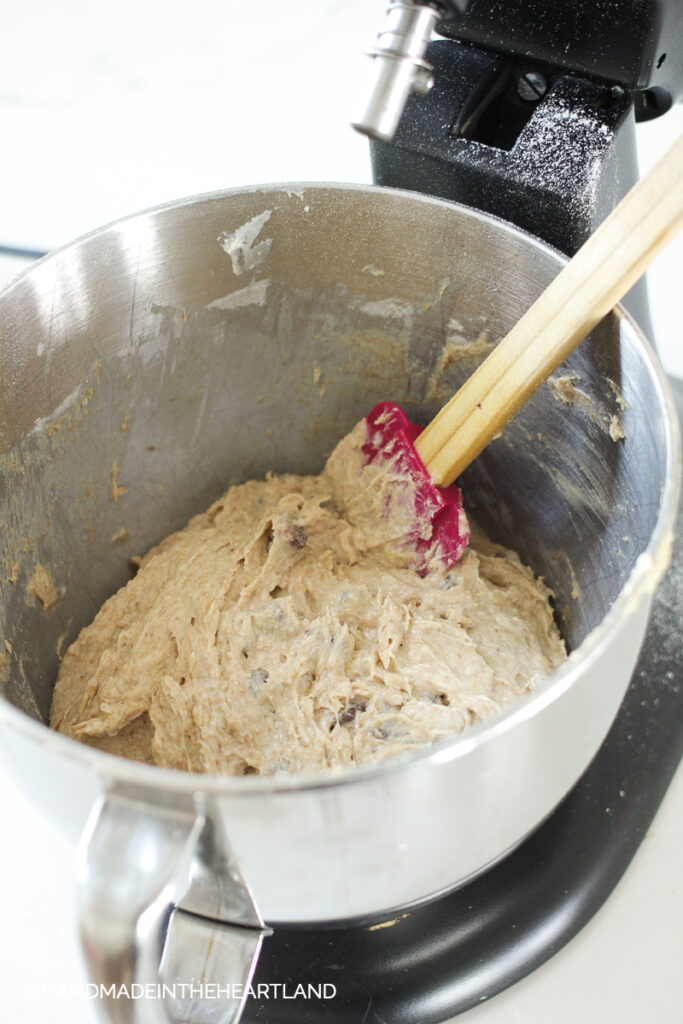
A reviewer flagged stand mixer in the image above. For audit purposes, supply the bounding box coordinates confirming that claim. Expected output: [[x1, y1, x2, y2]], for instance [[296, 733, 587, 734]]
[[355, 0, 683, 329]]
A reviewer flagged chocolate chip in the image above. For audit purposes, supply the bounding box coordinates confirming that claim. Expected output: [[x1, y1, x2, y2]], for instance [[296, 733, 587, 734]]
[[286, 525, 307, 549], [319, 499, 336, 513], [338, 697, 367, 726], [264, 525, 274, 553]]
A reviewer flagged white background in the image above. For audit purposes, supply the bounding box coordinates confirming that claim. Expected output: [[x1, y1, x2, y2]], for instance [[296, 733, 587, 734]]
[[0, 2, 681, 1022]]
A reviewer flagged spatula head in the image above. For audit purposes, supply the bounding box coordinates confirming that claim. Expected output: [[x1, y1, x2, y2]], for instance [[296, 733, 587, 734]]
[[363, 402, 470, 573]]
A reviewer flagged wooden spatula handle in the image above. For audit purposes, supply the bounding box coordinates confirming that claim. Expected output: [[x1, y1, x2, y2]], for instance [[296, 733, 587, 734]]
[[415, 133, 683, 487]]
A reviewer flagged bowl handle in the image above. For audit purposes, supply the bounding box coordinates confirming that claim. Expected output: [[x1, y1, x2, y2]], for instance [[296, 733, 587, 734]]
[[76, 791, 266, 1023]]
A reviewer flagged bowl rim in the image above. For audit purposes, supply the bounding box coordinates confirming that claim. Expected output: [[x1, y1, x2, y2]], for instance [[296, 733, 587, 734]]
[[0, 180, 680, 796]]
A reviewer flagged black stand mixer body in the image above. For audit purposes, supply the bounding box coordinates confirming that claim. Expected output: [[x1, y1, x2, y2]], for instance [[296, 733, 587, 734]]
[[366, 0, 683, 328]]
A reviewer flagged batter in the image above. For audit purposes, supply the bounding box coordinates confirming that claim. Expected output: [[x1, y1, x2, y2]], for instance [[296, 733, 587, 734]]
[[50, 421, 566, 774]]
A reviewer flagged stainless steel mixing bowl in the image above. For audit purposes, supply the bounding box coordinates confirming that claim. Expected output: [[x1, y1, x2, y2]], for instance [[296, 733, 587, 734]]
[[0, 185, 679, 1022]]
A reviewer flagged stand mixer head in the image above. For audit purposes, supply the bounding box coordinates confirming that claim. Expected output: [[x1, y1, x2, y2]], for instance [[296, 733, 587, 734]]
[[354, 0, 683, 339], [355, 0, 683, 144]]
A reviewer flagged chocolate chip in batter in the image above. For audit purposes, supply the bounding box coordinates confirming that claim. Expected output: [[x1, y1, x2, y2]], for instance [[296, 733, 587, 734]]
[[286, 525, 308, 549], [338, 697, 367, 726]]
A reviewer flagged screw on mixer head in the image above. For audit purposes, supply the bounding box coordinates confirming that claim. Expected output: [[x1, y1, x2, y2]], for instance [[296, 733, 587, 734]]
[[517, 70, 547, 102]]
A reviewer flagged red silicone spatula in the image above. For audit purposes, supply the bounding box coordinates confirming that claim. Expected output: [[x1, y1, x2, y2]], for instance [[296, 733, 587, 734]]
[[363, 133, 683, 573], [363, 401, 470, 573]]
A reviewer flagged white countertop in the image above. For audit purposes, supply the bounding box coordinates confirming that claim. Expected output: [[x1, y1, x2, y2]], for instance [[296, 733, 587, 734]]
[[0, 2, 681, 1021]]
